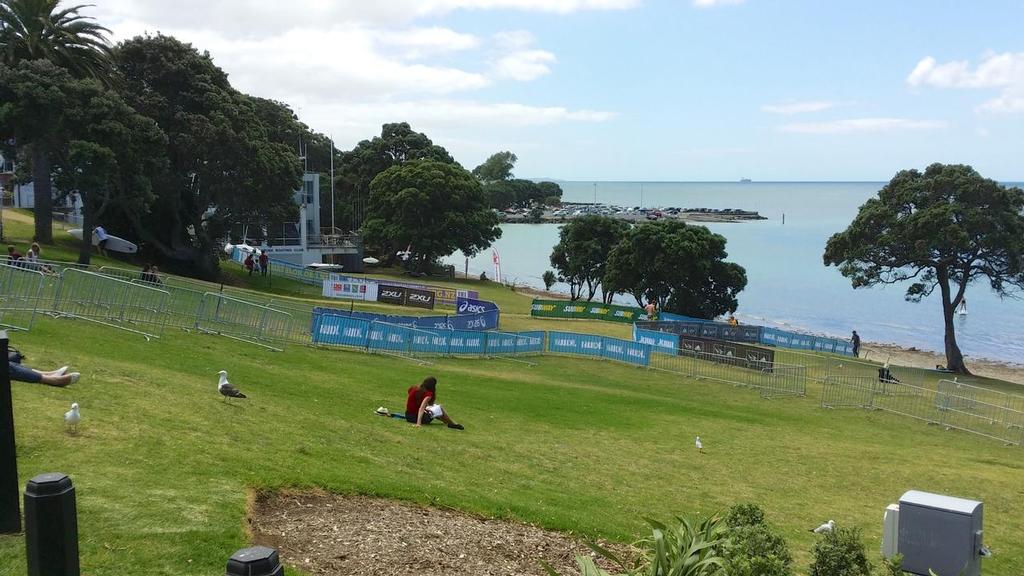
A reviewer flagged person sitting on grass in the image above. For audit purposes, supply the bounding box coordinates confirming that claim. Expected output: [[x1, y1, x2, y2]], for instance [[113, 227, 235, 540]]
[[8, 360, 80, 387], [405, 376, 464, 430]]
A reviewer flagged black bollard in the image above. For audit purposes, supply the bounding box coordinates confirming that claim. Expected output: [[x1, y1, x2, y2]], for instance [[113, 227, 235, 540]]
[[25, 472, 79, 576], [0, 332, 20, 533], [226, 546, 284, 576]]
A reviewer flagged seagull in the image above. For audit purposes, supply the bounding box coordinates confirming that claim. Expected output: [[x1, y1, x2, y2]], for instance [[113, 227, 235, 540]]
[[695, 436, 703, 453], [218, 370, 247, 402], [64, 403, 80, 433], [811, 520, 835, 534]]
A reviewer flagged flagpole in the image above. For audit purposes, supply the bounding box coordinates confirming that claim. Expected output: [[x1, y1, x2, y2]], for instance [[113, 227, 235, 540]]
[[330, 136, 335, 234]]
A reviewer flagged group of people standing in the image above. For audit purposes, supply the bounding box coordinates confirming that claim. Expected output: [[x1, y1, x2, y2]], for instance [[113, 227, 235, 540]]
[[244, 250, 270, 276]]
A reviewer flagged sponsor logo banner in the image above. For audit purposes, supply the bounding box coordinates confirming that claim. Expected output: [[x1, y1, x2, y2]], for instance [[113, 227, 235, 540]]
[[634, 328, 680, 351], [406, 288, 436, 310], [547, 331, 649, 366], [312, 307, 499, 332], [377, 284, 407, 306], [456, 296, 498, 315], [322, 278, 378, 301], [530, 299, 652, 324]]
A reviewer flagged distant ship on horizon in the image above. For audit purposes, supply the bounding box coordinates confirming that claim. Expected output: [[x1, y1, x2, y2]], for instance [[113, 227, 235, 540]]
[[739, 177, 752, 183]]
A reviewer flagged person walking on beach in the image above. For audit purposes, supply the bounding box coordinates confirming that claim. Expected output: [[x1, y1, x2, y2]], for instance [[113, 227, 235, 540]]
[[851, 330, 861, 357], [259, 250, 269, 277]]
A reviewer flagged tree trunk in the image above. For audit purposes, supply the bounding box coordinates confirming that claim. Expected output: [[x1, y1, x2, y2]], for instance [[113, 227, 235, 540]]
[[937, 270, 970, 374], [31, 146, 53, 244]]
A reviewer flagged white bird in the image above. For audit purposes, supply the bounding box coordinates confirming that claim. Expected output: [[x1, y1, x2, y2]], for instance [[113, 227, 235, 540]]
[[218, 370, 247, 401], [64, 403, 81, 433], [695, 436, 703, 453], [811, 520, 835, 534]]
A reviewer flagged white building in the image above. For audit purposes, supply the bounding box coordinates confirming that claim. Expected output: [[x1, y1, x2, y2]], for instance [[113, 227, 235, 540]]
[[253, 172, 363, 270]]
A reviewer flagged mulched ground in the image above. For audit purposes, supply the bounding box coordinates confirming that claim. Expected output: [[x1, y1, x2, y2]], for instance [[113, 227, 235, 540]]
[[248, 491, 635, 575]]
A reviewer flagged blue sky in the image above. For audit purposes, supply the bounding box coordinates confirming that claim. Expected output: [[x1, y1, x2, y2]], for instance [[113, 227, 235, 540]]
[[93, 0, 1024, 181]]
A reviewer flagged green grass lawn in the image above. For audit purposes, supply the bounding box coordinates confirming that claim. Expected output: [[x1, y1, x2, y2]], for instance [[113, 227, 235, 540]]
[[1, 316, 1022, 575]]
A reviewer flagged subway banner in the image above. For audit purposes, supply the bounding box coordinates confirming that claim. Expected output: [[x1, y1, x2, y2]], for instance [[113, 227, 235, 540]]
[[546, 331, 650, 366], [678, 336, 775, 371], [530, 299, 654, 324]]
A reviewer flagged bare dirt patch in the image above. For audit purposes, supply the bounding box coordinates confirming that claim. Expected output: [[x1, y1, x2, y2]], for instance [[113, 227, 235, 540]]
[[248, 491, 634, 576]]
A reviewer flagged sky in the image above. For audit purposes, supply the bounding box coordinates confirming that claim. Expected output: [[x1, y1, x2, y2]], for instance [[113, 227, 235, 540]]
[[88, 0, 1024, 181]]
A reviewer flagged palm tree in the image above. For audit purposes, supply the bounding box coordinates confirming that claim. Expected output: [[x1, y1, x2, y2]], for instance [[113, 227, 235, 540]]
[[0, 0, 112, 243]]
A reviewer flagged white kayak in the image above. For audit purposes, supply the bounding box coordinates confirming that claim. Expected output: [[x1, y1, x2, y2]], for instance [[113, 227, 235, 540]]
[[68, 229, 138, 254]]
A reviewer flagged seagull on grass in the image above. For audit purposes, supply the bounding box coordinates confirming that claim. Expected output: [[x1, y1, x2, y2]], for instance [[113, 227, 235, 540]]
[[811, 520, 835, 534], [218, 371, 247, 401], [695, 436, 703, 453], [64, 403, 80, 433]]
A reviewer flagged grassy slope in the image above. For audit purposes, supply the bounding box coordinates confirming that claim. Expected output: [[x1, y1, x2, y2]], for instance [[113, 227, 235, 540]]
[[2, 209, 1022, 574]]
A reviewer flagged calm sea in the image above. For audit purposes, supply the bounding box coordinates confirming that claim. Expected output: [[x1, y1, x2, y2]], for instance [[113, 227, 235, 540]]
[[444, 181, 1024, 364]]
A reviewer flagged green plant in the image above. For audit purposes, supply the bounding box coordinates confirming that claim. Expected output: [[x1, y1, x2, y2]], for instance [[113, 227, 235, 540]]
[[543, 270, 557, 291], [808, 527, 872, 576], [880, 554, 904, 575], [543, 515, 727, 576], [724, 503, 766, 528]]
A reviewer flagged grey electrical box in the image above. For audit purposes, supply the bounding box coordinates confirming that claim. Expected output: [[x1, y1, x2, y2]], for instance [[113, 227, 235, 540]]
[[898, 490, 985, 576]]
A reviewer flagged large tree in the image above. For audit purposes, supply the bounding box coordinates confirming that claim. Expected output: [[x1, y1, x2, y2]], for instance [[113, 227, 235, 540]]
[[472, 151, 517, 183], [0, 0, 113, 243], [550, 215, 629, 302], [336, 122, 455, 231], [113, 34, 301, 277], [361, 159, 501, 272], [824, 164, 1024, 373], [604, 220, 747, 318]]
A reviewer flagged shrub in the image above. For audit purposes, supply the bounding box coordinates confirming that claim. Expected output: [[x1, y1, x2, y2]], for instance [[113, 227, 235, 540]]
[[724, 503, 766, 528], [543, 270, 556, 291], [808, 527, 872, 576], [721, 504, 792, 576]]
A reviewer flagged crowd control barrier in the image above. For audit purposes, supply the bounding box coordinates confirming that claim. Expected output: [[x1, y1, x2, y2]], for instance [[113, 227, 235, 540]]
[[546, 331, 651, 367]]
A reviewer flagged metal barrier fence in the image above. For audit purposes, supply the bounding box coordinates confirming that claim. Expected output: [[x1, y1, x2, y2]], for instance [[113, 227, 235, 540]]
[[649, 350, 807, 399], [52, 269, 170, 339], [194, 293, 299, 351], [0, 263, 46, 331], [821, 375, 1024, 446]]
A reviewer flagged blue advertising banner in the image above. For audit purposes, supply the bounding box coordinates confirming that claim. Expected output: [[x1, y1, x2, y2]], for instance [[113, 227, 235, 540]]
[[547, 331, 604, 357], [602, 338, 651, 366], [514, 331, 545, 354], [313, 314, 370, 347], [312, 307, 499, 332], [634, 327, 680, 352], [456, 296, 498, 314]]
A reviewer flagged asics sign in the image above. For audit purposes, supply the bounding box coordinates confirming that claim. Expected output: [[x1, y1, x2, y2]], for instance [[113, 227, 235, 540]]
[[456, 297, 498, 315]]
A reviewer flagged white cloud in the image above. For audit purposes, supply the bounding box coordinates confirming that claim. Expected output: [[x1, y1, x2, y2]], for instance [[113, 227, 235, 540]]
[[376, 28, 481, 59], [91, 0, 638, 36], [693, 0, 746, 7], [907, 52, 1024, 115], [490, 31, 556, 81], [779, 118, 947, 135], [760, 100, 849, 115]]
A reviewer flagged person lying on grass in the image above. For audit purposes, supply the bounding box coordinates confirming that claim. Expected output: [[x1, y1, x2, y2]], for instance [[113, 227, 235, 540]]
[[406, 376, 464, 430]]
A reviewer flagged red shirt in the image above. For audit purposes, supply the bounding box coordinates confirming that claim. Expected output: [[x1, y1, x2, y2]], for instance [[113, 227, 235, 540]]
[[406, 386, 433, 415]]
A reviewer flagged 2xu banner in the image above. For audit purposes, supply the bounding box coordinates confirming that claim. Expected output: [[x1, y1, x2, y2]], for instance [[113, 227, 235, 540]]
[[678, 335, 775, 371], [376, 284, 436, 309], [636, 321, 762, 344], [322, 274, 478, 307], [530, 299, 654, 324], [546, 331, 651, 367]]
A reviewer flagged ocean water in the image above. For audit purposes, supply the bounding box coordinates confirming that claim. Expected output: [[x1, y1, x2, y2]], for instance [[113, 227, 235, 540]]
[[445, 181, 1024, 364]]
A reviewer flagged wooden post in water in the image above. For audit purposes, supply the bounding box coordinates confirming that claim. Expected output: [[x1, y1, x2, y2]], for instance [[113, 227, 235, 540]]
[[0, 331, 21, 533]]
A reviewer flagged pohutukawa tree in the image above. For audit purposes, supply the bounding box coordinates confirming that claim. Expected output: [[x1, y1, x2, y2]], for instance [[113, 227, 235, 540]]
[[824, 163, 1024, 374], [0, 0, 113, 243]]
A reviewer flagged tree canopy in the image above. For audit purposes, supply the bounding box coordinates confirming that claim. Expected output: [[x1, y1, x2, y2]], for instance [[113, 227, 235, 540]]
[[336, 122, 455, 231], [472, 151, 517, 183], [0, 0, 114, 242], [549, 215, 629, 302], [824, 163, 1024, 373], [604, 220, 747, 318], [361, 159, 501, 272], [113, 34, 302, 277]]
